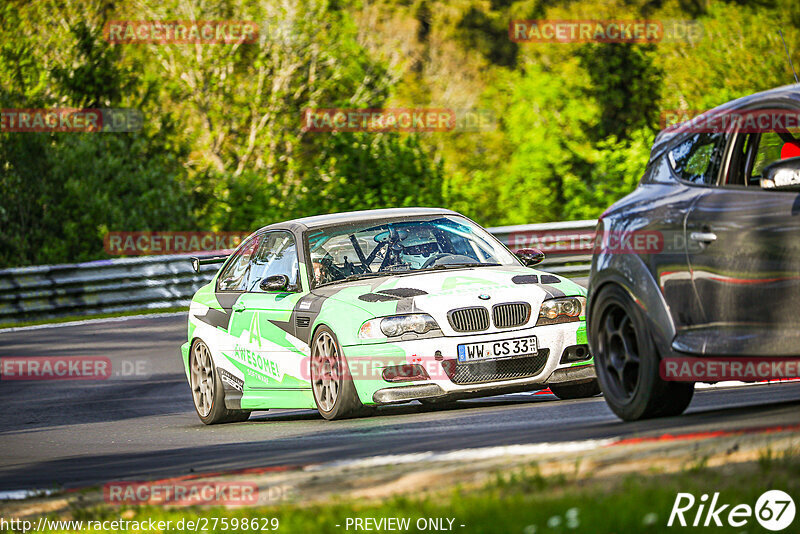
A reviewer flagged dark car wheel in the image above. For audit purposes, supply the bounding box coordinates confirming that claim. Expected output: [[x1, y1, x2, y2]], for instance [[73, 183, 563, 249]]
[[590, 285, 694, 421], [190, 339, 251, 425], [311, 326, 370, 420], [549, 379, 601, 400]]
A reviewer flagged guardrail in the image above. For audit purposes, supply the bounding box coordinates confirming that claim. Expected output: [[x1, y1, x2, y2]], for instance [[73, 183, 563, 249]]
[[0, 220, 597, 324]]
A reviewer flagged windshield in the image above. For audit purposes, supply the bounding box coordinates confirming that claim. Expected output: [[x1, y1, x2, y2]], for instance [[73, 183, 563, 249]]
[[306, 215, 519, 286]]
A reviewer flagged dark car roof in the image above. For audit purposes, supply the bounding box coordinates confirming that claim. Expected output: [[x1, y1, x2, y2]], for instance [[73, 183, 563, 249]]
[[258, 207, 460, 233], [650, 83, 800, 161]]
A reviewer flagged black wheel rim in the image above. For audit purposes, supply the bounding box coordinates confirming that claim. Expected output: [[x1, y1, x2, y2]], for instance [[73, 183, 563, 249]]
[[597, 302, 641, 402]]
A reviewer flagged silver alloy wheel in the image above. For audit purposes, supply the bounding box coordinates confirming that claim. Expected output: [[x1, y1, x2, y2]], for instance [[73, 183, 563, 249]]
[[190, 342, 214, 417], [312, 331, 341, 412]]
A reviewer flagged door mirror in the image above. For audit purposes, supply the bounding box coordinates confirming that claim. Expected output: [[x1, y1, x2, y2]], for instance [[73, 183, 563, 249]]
[[760, 156, 800, 191], [259, 274, 290, 292], [515, 248, 545, 267]]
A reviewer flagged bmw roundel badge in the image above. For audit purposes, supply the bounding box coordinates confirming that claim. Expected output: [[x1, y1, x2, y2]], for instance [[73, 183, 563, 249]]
[[478, 294, 491, 300]]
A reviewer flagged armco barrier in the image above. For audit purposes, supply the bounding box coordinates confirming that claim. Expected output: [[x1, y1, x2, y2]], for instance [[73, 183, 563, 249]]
[[0, 220, 597, 324]]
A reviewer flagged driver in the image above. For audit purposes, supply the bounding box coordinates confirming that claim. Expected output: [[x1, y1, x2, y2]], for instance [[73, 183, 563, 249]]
[[312, 260, 327, 285]]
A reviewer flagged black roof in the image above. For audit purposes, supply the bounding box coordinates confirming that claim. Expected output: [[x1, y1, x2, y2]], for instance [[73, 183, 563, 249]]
[[650, 83, 800, 161]]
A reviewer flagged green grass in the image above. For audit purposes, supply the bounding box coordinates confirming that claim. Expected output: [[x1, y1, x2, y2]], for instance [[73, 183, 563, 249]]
[[0, 307, 188, 329], [27, 452, 799, 533]]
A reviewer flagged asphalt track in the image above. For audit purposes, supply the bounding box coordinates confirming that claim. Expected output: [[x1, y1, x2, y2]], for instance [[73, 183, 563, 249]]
[[1, 315, 799, 491]]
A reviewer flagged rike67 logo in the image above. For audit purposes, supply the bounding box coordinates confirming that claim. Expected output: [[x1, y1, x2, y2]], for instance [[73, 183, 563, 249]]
[[668, 490, 795, 531]]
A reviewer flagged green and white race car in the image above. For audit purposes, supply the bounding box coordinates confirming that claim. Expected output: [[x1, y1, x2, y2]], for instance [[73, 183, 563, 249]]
[[181, 208, 597, 423]]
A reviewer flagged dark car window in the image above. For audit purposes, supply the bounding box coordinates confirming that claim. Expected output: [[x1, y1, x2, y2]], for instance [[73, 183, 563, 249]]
[[248, 231, 300, 292], [667, 132, 726, 185], [217, 234, 261, 291], [751, 132, 791, 180], [723, 127, 800, 188]]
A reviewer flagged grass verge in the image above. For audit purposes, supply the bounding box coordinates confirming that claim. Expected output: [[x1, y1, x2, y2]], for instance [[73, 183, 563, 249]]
[[24, 449, 799, 533]]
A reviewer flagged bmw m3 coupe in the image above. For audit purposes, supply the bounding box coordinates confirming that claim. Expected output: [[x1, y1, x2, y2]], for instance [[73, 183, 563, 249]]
[[182, 208, 597, 423]]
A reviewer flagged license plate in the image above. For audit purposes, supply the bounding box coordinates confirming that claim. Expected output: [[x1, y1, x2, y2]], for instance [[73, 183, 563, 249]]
[[457, 336, 538, 363]]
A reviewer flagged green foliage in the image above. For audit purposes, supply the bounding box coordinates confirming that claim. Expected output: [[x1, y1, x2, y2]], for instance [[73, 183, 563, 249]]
[[0, 2, 191, 266], [1, 0, 799, 266], [576, 43, 662, 141]]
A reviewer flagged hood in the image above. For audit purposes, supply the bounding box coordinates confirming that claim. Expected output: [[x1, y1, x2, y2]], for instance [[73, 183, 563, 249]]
[[317, 265, 585, 336]]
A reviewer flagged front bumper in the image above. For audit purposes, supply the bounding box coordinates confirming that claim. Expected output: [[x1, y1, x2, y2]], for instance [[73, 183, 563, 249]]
[[343, 322, 595, 405]]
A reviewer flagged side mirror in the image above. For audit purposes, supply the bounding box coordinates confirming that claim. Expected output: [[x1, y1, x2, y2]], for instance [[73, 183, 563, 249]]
[[761, 156, 800, 191], [259, 274, 290, 292], [515, 248, 545, 267], [190, 255, 228, 273]]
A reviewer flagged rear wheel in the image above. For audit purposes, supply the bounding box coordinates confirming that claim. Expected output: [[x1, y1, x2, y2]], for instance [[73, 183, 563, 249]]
[[311, 326, 369, 420], [549, 379, 601, 400], [590, 285, 694, 421], [190, 340, 251, 425]]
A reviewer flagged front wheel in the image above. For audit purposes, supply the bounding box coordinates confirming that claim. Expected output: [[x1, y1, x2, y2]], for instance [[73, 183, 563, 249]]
[[190, 340, 251, 425], [589, 285, 694, 421], [311, 326, 369, 420], [549, 379, 601, 400]]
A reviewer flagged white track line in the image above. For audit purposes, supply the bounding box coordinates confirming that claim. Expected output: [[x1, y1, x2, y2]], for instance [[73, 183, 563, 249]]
[[304, 439, 614, 472], [0, 312, 186, 333], [0, 489, 57, 501]]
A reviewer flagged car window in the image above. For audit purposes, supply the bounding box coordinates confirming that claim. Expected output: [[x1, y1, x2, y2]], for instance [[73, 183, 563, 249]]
[[751, 132, 791, 180], [217, 234, 261, 291], [667, 132, 726, 185], [248, 231, 300, 292], [307, 215, 517, 287], [724, 127, 800, 188]]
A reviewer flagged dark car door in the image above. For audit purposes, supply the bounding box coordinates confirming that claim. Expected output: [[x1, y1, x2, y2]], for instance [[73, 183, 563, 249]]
[[681, 115, 800, 356], [650, 131, 728, 333]]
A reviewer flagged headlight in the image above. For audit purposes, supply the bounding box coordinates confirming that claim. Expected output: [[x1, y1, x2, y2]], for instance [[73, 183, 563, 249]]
[[536, 297, 585, 326], [359, 314, 441, 339]]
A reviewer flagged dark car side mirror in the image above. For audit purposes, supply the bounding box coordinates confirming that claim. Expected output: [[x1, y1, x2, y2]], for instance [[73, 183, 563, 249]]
[[761, 156, 800, 191], [259, 274, 290, 292], [515, 248, 545, 267]]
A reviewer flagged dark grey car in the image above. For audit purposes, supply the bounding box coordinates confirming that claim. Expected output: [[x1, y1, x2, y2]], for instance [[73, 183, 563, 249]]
[[587, 84, 800, 421]]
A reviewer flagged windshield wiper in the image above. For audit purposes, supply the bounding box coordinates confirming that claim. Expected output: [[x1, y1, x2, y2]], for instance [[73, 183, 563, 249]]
[[423, 262, 501, 271], [344, 271, 392, 282], [315, 271, 389, 288], [316, 263, 500, 288]]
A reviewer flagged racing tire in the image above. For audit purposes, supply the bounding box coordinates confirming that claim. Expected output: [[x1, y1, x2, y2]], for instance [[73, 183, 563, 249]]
[[590, 285, 694, 421], [549, 379, 601, 400], [311, 326, 370, 420], [190, 339, 251, 425]]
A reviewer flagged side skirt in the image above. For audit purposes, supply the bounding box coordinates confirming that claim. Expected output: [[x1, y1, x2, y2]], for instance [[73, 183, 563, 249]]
[[240, 388, 317, 410]]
